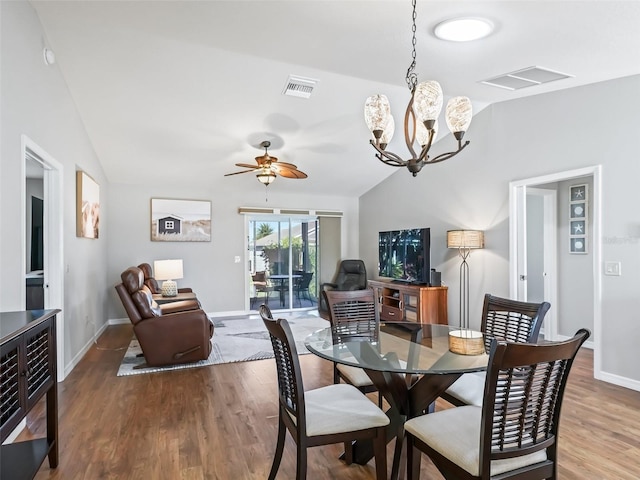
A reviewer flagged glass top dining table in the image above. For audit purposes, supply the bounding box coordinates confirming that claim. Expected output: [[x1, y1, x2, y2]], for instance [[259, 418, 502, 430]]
[[304, 322, 489, 480], [305, 322, 488, 376]]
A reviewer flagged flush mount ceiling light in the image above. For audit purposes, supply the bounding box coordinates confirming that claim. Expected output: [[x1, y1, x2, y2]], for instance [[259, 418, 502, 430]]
[[364, 0, 473, 177], [434, 17, 494, 42]]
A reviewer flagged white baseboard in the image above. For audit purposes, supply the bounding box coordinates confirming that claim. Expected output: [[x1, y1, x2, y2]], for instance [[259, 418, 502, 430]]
[[63, 321, 109, 378], [596, 371, 640, 392]]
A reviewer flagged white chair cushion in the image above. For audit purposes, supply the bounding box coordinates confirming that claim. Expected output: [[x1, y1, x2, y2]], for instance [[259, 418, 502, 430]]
[[405, 406, 547, 477], [302, 384, 389, 437], [444, 371, 486, 406], [337, 363, 374, 387], [337, 356, 408, 388]]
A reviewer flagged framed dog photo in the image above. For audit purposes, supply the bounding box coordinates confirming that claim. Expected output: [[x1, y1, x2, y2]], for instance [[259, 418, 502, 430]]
[[76, 170, 100, 239]]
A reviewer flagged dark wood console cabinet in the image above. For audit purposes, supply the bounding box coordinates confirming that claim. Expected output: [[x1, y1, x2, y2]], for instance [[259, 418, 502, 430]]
[[368, 280, 448, 325], [1, 309, 60, 479]]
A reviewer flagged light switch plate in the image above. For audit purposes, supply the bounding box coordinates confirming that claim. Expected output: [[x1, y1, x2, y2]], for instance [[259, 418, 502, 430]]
[[234, 256, 241, 264], [604, 261, 621, 276]]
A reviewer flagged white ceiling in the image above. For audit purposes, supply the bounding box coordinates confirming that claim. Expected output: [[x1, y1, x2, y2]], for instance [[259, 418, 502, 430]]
[[31, 1, 640, 196]]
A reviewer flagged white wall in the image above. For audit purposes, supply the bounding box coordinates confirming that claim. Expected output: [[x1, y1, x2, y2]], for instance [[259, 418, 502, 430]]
[[107, 182, 358, 319], [360, 74, 640, 386], [1, 1, 110, 370]]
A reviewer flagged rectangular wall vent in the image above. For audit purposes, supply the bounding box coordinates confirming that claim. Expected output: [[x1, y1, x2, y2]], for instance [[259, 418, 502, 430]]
[[480, 66, 573, 91], [283, 75, 319, 99]]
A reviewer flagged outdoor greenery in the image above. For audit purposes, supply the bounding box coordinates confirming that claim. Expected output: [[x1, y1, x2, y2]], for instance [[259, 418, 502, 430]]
[[256, 223, 273, 239]]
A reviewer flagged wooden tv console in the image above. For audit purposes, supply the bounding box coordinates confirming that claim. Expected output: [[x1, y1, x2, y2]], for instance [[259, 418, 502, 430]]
[[368, 279, 448, 325]]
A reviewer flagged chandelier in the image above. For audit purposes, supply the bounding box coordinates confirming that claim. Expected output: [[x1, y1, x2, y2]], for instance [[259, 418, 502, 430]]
[[364, 0, 472, 177]]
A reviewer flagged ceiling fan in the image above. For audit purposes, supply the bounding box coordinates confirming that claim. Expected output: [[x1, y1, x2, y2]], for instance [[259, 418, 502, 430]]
[[224, 141, 308, 185]]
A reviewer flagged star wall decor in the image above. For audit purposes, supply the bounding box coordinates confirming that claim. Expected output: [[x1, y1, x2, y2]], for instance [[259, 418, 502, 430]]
[[569, 184, 588, 254]]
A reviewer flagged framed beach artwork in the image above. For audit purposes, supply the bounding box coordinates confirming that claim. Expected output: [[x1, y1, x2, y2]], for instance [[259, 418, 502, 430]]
[[76, 170, 100, 239], [150, 198, 211, 242]]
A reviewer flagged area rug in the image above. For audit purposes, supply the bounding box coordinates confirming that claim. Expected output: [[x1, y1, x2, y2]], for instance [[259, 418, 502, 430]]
[[117, 312, 328, 376]]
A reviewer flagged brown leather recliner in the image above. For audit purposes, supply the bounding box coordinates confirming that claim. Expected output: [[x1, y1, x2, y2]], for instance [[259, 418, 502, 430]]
[[115, 266, 214, 367], [138, 262, 194, 295]]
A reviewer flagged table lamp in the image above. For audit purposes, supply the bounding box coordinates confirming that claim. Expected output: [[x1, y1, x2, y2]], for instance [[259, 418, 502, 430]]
[[153, 259, 183, 297]]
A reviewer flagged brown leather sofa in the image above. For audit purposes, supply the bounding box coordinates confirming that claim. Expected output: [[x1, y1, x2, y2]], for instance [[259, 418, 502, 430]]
[[115, 266, 214, 367]]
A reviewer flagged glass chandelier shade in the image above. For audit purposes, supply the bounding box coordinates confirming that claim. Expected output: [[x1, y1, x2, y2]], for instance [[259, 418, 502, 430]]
[[380, 116, 395, 146], [414, 81, 444, 123], [364, 94, 392, 136], [446, 96, 473, 134]]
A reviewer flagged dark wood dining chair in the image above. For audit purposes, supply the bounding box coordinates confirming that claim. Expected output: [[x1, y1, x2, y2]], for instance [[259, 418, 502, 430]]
[[259, 305, 389, 480], [441, 293, 551, 407], [405, 328, 590, 480], [323, 289, 383, 408]]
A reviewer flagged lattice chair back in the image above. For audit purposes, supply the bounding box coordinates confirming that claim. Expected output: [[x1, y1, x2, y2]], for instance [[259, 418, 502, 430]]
[[481, 294, 550, 351], [324, 289, 380, 344], [259, 305, 306, 436], [477, 328, 590, 478]]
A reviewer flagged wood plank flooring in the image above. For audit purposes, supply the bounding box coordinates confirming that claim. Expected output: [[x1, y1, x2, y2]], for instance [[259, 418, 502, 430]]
[[17, 323, 640, 479]]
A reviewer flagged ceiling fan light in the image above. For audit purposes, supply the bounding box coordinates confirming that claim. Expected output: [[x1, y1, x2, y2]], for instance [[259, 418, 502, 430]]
[[364, 94, 391, 134], [446, 96, 473, 134], [414, 81, 444, 123], [256, 171, 276, 185]]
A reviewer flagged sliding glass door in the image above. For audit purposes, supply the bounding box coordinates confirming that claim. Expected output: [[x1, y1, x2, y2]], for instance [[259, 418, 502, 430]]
[[248, 216, 318, 311]]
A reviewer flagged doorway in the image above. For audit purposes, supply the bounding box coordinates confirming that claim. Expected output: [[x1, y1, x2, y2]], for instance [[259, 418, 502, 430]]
[[247, 216, 319, 311], [22, 135, 65, 382], [509, 166, 601, 379]]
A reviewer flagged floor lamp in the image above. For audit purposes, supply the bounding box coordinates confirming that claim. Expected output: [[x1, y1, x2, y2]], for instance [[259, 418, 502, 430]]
[[447, 230, 484, 329]]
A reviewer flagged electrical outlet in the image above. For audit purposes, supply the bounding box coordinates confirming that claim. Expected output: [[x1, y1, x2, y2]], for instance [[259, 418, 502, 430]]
[[604, 261, 621, 276], [234, 256, 241, 264]]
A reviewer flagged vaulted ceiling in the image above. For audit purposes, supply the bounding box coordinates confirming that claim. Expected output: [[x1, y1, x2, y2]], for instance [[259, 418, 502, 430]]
[[31, 1, 640, 196]]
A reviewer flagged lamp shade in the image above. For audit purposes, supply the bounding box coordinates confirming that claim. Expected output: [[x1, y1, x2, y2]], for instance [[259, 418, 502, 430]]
[[447, 230, 484, 249], [154, 259, 183, 281]]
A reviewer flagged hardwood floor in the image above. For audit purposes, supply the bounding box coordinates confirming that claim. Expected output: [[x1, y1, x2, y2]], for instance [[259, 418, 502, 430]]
[[17, 323, 640, 479]]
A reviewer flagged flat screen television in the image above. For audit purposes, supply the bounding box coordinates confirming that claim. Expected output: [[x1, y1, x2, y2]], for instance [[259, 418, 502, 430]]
[[378, 228, 431, 285]]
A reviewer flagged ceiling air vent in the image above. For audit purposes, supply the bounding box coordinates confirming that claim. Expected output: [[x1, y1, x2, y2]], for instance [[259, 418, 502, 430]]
[[480, 66, 573, 91], [283, 75, 319, 99]]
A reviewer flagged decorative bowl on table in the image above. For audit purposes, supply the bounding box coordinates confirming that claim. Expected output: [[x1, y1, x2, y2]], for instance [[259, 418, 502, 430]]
[[449, 329, 485, 355]]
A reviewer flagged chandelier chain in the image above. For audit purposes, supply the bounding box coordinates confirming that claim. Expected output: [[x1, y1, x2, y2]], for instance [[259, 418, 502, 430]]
[[405, 0, 418, 91]]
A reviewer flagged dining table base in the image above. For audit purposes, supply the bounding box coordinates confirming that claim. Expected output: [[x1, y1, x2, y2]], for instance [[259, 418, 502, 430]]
[[344, 370, 464, 480]]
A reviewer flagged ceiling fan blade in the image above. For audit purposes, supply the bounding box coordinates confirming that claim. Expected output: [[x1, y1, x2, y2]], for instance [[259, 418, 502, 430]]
[[224, 169, 256, 177], [271, 161, 299, 169], [234, 163, 260, 169], [273, 165, 308, 179]]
